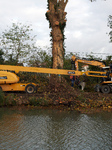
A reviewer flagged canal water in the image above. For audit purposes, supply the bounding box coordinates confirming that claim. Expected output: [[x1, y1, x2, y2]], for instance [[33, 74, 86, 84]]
[[0, 107, 112, 150]]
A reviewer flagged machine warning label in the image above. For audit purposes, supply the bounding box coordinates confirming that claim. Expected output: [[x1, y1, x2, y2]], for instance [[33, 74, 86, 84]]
[[68, 71, 75, 74]]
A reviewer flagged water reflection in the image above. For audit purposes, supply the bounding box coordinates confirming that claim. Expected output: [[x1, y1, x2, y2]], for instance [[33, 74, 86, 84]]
[[0, 108, 112, 150]]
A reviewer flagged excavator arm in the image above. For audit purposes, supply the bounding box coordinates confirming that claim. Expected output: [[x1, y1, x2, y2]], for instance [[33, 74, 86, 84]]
[[0, 65, 107, 78], [71, 55, 106, 71]]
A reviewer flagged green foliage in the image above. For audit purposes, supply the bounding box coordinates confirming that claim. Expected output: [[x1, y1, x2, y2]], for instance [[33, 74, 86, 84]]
[[108, 15, 112, 43], [77, 94, 86, 102], [59, 22, 66, 53], [59, 22, 66, 36], [0, 92, 17, 106], [29, 97, 37, 106], [63, 52, 74, 70], [0, 22, 36, 64], [0, 90, 5, 106], [105, 55, 112, 65], [29, 97, 49, 106], [0, 49, 4, 64], [3, 96, 10, 106], [18, 72, 49, 84], [29, 47, 52, 68], [4, 55, 18, 65], [5, 94, 17, 106]]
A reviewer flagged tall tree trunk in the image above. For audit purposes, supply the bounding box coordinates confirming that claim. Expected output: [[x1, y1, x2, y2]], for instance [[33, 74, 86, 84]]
[[46, 0, 68, 69]]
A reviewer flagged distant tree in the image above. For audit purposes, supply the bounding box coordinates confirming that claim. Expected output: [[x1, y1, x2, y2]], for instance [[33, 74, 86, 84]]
[[108, 15, 112, 43], [63, 52, 74, 70], [0, 23, 36, 64], [29, 47, 52, 68], [46, 0, 68, 69], [0, 49, 4, 64], [4, 54, 18, 65], [105, 55, 112, 65]]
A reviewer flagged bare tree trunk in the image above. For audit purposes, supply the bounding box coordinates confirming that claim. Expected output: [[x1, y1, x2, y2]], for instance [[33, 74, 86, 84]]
[[46, 0, 68, 69]]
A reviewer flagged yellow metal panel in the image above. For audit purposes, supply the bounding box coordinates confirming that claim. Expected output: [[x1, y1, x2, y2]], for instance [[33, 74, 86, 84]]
[[85, 71, 107, 78], [1, 83, 27, 91], [77, 59, 105, 68], [0, 71, 19, 84], [0, 83, 37, 92], [101, 81, 112, 84]]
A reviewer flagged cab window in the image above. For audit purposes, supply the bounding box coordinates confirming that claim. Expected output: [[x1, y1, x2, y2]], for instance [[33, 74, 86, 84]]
[[0, 76, 7, 79]]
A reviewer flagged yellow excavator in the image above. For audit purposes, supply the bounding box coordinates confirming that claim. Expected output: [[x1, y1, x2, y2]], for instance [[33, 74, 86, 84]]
[[0, 64, 107, 94], [71, 55, 112, 94]]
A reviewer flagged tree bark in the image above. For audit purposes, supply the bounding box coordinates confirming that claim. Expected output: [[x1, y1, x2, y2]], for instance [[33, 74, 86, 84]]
[[46, 0, 68, 69]]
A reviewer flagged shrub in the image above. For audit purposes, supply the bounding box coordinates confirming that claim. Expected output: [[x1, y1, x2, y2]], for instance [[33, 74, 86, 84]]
[[29, 97, 49, 106], [1, 93, 17, 106], [0, 90, 5, 106], [29, 97, 37, 106], [5, 94, 17, 106]]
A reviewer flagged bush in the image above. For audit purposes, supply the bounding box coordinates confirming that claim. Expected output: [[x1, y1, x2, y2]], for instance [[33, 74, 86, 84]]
[[5, 94, 17, 106], [0, 90, 5, 106], [29, 97, 49, 106], [0, 92, 17, 106]]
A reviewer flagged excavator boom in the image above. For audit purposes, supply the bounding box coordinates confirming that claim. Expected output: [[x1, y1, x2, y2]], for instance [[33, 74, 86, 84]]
[[0, 65, 82, 76], [0, 65, 107, 78], [71, 55, 106, 71]]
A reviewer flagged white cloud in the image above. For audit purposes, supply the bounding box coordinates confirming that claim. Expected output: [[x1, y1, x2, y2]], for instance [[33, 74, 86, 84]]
[[65, 0, 112, 56], [73, 31, 82, 39], [0, 0, 112, 58], [35, 38, 50, 48]]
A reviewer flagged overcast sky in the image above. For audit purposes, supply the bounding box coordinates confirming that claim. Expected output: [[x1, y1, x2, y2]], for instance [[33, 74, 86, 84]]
[[0, 0, 112, 58]]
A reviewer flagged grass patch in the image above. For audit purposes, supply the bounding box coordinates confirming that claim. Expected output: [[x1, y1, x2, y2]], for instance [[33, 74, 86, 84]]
[[29, 97, 49, 106], [0, 90, 5, 106], [0, 92, 17, 106]]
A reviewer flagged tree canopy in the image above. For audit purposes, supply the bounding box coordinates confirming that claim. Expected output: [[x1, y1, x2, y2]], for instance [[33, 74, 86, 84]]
[[0, 23, 36, 64], [0, 49, 4, 64], [108, 15, 112, 43]]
